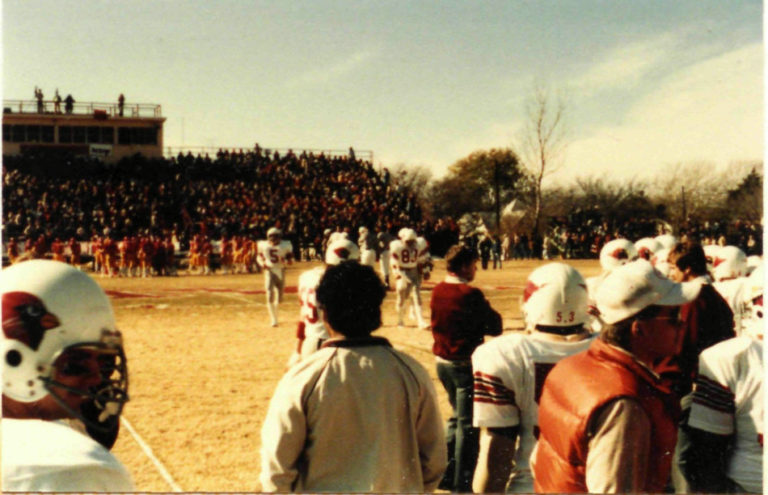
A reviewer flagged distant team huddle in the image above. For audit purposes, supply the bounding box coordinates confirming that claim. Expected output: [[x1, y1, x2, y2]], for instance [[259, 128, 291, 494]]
[[2, 224, 763, 493]]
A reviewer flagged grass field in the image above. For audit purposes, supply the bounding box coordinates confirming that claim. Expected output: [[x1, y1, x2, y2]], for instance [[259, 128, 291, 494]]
[[101, 258, 603, 492]]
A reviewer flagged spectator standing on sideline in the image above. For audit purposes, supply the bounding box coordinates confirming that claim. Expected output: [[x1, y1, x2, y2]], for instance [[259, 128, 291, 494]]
[[430, 244, 502, 492], [533, 260, 701, 493], [491, 234, 502, 269], [118, 93, 125, 116], [260, 262, 446, 492], [478, 234, 492, 269]]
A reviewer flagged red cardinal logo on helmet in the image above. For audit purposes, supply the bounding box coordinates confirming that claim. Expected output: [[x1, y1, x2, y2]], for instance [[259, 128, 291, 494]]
[[638, 247, 652, 260], [523, 281, 547, 303], [612, 248, 628, 260], [2, 292, 60, 350], [713, 256, 725, 268], [334, 247, 350, 260]]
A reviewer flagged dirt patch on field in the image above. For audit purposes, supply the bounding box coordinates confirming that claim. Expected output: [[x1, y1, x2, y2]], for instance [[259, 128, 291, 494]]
[[102, 259, 601, 491]]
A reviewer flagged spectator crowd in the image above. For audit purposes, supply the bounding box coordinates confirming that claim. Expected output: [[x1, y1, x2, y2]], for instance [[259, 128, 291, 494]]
[[2, 148, 761, 270], [2, 148, 460, 268]]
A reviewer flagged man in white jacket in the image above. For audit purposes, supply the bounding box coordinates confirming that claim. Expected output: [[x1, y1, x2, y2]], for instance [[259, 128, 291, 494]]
[[260, 262, 446, 492]]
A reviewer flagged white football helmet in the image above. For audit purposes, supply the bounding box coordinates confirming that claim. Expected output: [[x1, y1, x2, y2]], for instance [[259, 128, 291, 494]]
[[325, 238, 360, 265], [522, 263, 588, 329], [398, 228, 417, 242], [702, 244, 721, 274], [328, 231, 349, 243], [599, 239, 638, 271], [634, 237, 661, 261], [712, 245, 748, 282], [746, 255, 762, 275], [2, 260, 128, 431], [742, 264, 764, 338], [652, 247, 672, 277], [654, 234, 678, 251]]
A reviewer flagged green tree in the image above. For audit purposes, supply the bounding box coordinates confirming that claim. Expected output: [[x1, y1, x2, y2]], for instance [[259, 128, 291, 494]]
[[726, 166, 763, 222], [428, 148, 528, 227]]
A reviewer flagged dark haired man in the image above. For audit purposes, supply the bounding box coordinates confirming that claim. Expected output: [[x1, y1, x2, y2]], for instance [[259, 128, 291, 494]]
[[533, 260, 701, 493], [429, 243, 502, 492], [260, 262, 446, 492], [665, 241, 735, 492]]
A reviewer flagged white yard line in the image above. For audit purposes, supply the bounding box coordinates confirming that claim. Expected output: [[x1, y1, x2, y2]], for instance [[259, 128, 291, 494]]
[[121, 416, 184, 492]]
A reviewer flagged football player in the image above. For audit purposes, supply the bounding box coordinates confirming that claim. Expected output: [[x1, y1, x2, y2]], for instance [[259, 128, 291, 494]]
[[472, 263, 594, 493], [635, 237, 662, 261], [655, 233, 678, 251], [376, 229, 395, 288], [390, 228, 429, 329], [290, 237, 360, 366], [682, 263, 763, 493], [257, 227, 294, 327], [712, 245, 751, 335], [586, 238, 638, 332], [357, 226, 377, 268], [2, 260, 132, 491]]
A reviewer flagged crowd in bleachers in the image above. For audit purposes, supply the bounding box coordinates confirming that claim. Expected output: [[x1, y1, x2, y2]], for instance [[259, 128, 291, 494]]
[[2, 149, 461, 269], [2, 148, 760, 271]]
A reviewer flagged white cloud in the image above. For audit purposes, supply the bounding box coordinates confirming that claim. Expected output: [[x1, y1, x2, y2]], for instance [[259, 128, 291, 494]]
[[571, 33, 683, 95], [559, 42, 763, 183], [287, 49, 379, 88]]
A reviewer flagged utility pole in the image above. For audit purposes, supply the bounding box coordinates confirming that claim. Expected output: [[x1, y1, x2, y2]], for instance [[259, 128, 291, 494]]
[[681, 186, 687, 228], [494, 159, 501, 230]]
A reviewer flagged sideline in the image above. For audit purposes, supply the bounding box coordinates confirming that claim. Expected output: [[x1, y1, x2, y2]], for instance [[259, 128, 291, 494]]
[[121, 416, 184, 492]]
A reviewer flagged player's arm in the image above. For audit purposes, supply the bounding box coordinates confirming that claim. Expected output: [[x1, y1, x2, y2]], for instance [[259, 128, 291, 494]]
[[473, 426, 519, 493], [682, 356, 739, 492]]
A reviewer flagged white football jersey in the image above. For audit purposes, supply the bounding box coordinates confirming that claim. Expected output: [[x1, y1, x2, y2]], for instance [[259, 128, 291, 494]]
[[713, 277, 750, 336], [257, 240, 293, 271], [688, 337, 763, 493], [416, 237, 430, 263], [472, 331, 595, 492], [2, 418, 134, 492], [297, 267, 329, 348], [389, 239, 420, 270]]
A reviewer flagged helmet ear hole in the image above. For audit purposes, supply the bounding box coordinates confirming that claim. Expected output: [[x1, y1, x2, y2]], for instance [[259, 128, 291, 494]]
[[6, 350, 22, 367]]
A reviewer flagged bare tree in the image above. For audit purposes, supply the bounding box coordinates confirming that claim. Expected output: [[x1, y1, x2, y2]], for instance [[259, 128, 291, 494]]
[[517, 83, 568, 235]]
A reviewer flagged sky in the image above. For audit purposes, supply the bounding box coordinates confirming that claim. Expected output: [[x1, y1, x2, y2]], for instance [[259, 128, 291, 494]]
[[2, 0, 763, 184]]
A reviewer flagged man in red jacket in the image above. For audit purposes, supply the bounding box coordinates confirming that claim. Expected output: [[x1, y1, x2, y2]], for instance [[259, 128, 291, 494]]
[[533, 260, 701, 493], [430, 243, 502, 492]]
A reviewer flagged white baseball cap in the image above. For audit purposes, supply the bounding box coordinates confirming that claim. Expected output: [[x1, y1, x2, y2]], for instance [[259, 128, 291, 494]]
[[595, 260, 701, 324], [267, 227, 281, 237]]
